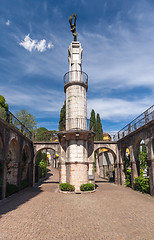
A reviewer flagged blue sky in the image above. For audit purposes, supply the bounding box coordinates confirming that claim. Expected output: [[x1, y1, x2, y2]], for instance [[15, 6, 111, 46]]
[[0, 0, 154, 132]]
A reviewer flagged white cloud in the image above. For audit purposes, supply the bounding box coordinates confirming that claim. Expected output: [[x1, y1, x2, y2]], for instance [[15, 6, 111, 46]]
[[87, 97, 153, 121], [19, 34, 54, 52], [6, 20, 10, 26]]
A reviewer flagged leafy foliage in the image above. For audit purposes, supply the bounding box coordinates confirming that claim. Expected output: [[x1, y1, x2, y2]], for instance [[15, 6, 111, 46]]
[[59, 183, 75, 191], [21, 179, 29, 189], [0, 95, 9, 121], [139, 145, 148, 170], [59, 101, 66, 131], [36, 151, 47, 166], [15, 109, 37, 131], [125, 169, 131, 187], [134, 170, 150, 194], [123, 155, 131, 174], [80, 183, 95, 191], [6, 183, 18, 197], [39, 159, 47, 178]]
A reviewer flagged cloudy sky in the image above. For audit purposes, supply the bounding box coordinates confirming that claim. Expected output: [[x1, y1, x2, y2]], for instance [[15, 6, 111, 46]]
[[0, 0, 153, 132]]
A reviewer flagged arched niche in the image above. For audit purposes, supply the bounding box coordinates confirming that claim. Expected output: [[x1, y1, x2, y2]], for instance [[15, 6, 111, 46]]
[[21, 144, 31, 186], [7, 138, 20, 186]]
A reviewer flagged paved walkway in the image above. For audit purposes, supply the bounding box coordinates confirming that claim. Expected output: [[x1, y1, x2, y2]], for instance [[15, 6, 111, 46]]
[[0, 168, 154, 240]]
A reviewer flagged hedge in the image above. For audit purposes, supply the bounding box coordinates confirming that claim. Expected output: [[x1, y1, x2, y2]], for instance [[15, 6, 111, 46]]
[[80, 183, 95, 191], [59, 183, 75, 192]]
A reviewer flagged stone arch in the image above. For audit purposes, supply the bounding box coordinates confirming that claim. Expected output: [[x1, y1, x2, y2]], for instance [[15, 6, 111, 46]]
[[34, 146, 59, 183], [34, 147, 58, 164], [94, 145, 117, 181], [7, 138, 20, 186]]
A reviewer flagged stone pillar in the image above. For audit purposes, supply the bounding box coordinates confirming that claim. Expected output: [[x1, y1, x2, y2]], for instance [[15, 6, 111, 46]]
[[116, 163, 121, 184], [28, 163, 33, 187], [114, 162, 118, 184], [17, 162, 22, 190], [59, 142, 66, 183], [99, 152, 103, 178], [109, 164, 113, 181], [96, 153, 100, 175], [130, 145, 138, 189], [148, 159, 154, 196], [2, 160, 7, 199]]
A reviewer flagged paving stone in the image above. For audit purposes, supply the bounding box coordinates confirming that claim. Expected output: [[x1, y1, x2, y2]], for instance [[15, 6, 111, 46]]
[[0, 167, 154, 240]]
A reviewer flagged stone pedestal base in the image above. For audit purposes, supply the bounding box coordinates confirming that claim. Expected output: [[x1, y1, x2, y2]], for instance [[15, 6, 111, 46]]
[[67, 162, 88, 191], [60, 162, 95, 192]]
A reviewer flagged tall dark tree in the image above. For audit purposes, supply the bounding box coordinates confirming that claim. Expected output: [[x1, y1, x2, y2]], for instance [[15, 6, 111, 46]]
[[96, 113, 103, 141], [89, 109, 96, 132], [59, 101, 66, 131]]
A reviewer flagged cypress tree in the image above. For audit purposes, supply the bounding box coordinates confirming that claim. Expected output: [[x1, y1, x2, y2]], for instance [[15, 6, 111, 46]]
[[59, 101, 66, 131], [89, 109, 96, 132], [96, 113, 103, 141]]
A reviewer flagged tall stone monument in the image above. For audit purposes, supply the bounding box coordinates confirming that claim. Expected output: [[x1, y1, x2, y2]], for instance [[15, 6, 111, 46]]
[[58, 14, 95, 191]]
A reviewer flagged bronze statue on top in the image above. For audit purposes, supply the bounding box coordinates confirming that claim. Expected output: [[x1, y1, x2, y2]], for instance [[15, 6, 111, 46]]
[[69, 13, 77, 41]]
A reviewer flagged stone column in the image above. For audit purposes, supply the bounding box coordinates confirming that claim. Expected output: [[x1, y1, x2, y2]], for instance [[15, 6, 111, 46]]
[[109, 164, 113, 181], [148, 159, 154, 196], [2, 160, 7, 199], [59, 141, 66, 184], [147, 140, 154, 196], [114, 162, 118, 184], [96, 153, 100, 175], [116, 163, 121, 184], [28, 163, 33, 187], [130, 145, 138, 189]]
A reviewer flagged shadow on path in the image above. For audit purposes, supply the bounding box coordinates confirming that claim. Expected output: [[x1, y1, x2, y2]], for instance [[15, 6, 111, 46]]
[[0, 168, 58, 217]]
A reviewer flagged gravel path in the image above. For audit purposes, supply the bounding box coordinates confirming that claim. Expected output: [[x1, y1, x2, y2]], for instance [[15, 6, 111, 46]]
[[0, 167, 154, 240]]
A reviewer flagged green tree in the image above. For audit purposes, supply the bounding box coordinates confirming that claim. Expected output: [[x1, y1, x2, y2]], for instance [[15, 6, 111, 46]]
[[0, 95, 9, 121], [59, 101, 66, 131], [36, 128, 58, 142], [89, 109, 96, 132], [35, 151, 47, 165], [15, 109, 37, 131], [96, 113, 103, 141], [36, 127, 49, 141], [139, 145, 148, 171]]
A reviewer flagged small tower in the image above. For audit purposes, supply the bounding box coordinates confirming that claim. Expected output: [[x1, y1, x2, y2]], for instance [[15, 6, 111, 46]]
[[58, 15, 95, 192]]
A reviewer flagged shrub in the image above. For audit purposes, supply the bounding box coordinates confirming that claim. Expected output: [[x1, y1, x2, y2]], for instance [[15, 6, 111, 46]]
[[39, 159, 47, 178], [59, 183, 75, 192], [125, 169, 131, 187], [134, 176, 150, 194], [21, 179, 29, 189], [80, 183, 95, 191], [6, 183, 18, 197]]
